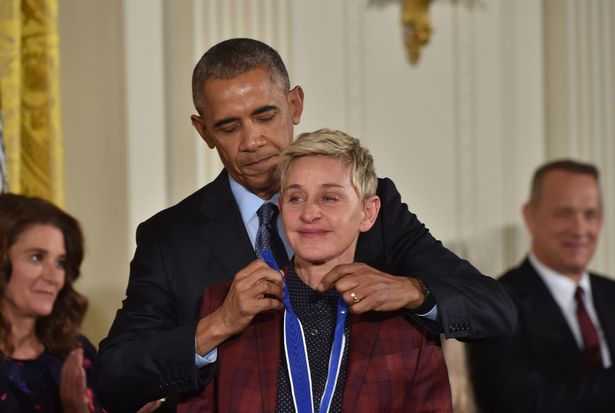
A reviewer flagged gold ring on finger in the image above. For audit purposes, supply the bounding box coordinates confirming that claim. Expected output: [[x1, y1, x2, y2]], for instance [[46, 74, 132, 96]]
[[350, 292, 361, 304]]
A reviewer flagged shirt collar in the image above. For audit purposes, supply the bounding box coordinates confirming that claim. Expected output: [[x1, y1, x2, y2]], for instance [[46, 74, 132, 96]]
[[228, 174, 280, 224], [529, 251, 591, 299]]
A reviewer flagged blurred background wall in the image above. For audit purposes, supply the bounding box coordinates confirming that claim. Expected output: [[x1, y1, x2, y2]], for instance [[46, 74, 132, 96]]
[[57, 0, 614, 410]]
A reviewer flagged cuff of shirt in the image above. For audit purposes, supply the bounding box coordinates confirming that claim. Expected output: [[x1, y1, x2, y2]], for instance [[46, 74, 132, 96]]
[[417, 304, 438, 320], [195, 335, 218, 368], [195, 348, 217, 368]]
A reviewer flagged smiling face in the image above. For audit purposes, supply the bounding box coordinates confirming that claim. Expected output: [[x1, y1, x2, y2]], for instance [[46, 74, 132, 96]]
[[3, 224, 66, 323], [523, 170, 603, 281], [191, 68, 304, 199], [280, 155, 379, 269]]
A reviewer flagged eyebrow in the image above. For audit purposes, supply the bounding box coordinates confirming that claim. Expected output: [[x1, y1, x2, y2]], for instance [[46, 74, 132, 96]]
[[320, 183, 345, 190], [212, 105, 278, 129], [285, 183, 346, 191], [23, 247, 46, 254], [23, 247, 66, 256]]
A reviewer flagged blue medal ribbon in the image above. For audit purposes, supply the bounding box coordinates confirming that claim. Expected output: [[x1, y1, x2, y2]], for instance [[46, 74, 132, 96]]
[[261, 250, 348, 413]]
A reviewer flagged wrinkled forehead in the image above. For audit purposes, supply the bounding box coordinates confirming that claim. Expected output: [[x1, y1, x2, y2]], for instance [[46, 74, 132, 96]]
[[200, 70, 288, 117], [537, 171, 602, 209], [283, 155, 356, 193]]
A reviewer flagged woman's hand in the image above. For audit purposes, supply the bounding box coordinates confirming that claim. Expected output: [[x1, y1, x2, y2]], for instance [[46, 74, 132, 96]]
[[60, 348, 89, 413]]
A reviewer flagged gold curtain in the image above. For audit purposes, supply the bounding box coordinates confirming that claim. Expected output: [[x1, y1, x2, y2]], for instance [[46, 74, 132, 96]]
[[0, 0, 64, 205]]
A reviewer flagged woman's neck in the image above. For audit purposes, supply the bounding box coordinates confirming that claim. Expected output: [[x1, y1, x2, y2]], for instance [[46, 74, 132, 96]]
[[2, 308, 43, 359], [11, 322, 43, 359]]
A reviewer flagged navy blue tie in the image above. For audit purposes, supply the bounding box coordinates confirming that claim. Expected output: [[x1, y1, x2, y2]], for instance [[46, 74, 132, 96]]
[[255, 202, 289, 269]]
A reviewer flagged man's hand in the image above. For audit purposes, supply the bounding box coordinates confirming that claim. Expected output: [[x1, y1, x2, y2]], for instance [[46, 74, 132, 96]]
[[196, 259, 284, 355], [316, 263, 425, 313], [60, 348, 89, 413]]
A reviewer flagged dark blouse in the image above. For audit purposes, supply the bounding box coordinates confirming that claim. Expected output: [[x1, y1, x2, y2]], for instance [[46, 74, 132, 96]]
[[0, 336, 106, 413], [275, 265, 350, 413]]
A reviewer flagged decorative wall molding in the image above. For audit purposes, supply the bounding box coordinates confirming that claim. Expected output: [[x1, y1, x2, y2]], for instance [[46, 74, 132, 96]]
[[343, 0, 365, 138], [123, 0, 167, 239], [451, 1, 478, 262], [545, 0, 615, 275]]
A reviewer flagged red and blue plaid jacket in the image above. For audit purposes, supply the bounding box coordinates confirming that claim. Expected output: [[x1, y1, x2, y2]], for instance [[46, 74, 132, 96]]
[[178, 283, 453, 413]]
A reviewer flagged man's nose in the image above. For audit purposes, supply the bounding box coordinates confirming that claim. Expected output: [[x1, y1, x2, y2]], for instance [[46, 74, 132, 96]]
[[240, 122, 265, 150], [570, 213, 590, 234]]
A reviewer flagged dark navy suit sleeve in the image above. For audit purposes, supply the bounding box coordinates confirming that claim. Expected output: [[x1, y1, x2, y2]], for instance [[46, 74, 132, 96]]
[[356, 177, 517, 340], [95, 220, 207, 412], [467, 263, 615, 413]]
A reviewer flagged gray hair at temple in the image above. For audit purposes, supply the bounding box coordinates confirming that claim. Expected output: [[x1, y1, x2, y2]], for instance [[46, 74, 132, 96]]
[[191, 38, 290, 115], [529, 159, 600, 206], [278, 128, 377, 202]]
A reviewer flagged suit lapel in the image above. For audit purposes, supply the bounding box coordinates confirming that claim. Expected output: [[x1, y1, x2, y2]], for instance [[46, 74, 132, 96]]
[[197, 171, 257, 280], [590, 274, 615, 356], [343, 313, 380, 410], [255, 311, 282, 412], [514, 260, 583, 363]]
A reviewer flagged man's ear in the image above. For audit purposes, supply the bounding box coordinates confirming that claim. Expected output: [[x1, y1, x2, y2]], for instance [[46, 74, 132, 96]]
[[359, 195, 381, 233], [191, 114, 215, 149], [287, 86, 304, 125], [522, 201, 534, 233]]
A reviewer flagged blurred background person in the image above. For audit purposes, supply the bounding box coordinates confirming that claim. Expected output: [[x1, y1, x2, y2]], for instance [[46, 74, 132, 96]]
[[0, 193, 104, 412], [0, 194, 163, 412], [467, 160, 615, 413]]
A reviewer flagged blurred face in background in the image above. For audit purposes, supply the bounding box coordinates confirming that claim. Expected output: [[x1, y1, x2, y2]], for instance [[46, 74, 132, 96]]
[[3, 224, 66, 322], [523, 170, 603, 281]]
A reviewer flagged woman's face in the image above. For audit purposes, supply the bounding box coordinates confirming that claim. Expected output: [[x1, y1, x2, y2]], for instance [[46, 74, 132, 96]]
[[3, 224, 66, 321], [280, 155, 377, 266]]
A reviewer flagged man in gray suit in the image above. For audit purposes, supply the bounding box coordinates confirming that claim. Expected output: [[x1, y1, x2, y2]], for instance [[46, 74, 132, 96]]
[[468, 159, 615, 413]]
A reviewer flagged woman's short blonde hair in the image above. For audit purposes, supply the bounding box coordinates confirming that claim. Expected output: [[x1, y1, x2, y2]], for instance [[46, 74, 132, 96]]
[[278, 128, 377, 201]]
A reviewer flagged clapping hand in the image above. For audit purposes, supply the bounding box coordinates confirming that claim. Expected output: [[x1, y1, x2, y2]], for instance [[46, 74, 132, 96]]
[[59, 348, 89, 413]]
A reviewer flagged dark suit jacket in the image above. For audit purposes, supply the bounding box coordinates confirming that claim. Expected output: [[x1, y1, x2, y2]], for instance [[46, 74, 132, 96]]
[[96, 171, 517, 411], [467, 258, 615, 413], [176, 282, 453, 413]]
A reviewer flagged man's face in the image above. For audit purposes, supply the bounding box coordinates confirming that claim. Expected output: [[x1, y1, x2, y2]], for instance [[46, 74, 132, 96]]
[[523, 170, 603, 280], [280, 155, 379, 267], [191, 68, 304, 199]]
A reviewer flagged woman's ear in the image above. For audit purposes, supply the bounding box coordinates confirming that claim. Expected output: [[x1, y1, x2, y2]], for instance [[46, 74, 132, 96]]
[[359, 195, 381, 233]]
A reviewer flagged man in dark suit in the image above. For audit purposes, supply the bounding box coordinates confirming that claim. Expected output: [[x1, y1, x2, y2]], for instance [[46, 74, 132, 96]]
[[468, 160, 615, 413], [96, 38, 517, 412]]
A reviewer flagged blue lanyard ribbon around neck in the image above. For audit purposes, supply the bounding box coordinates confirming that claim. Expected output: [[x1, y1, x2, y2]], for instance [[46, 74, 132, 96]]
[[261, 250, 348, 413]]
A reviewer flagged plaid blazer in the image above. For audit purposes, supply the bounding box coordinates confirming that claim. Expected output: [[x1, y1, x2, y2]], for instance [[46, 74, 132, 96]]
[[178, 283, 453, 413]]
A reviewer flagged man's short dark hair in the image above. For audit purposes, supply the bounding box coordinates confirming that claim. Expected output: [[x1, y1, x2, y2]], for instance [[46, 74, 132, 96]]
[[192, 38, 290, 115], [529, 159, 600, 205]]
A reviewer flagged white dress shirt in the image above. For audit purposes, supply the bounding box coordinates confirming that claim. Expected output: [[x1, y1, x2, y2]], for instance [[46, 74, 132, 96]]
[[529, 252, 612, 368]]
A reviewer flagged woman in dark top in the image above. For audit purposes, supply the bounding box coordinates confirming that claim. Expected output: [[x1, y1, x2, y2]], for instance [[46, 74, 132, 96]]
[[0, 193, 106, 412]]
